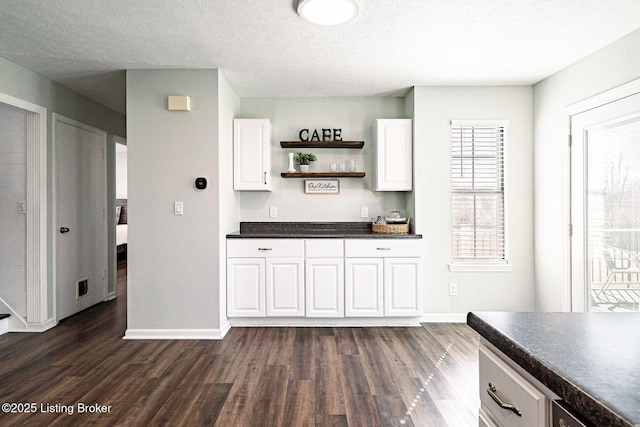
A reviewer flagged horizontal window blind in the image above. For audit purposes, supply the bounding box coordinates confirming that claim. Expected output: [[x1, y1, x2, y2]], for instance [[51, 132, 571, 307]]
[[451, 121, 507, 261]]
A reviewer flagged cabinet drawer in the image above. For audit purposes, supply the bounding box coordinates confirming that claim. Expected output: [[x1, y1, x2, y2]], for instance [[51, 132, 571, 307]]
[[305, 239, 344, 257], [479, 346, 547, 427], [344, 239, 421, 258], [227, 239, 304, 258]]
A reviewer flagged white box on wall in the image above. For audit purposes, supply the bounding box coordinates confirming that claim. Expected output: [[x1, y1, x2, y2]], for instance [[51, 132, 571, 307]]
[[167, 95, 191, 111]]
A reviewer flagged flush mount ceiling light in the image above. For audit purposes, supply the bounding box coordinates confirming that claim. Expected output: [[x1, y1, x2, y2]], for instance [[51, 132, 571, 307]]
[[297, 0, 360, 26]]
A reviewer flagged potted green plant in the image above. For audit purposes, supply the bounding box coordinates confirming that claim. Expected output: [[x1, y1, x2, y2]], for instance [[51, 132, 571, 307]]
[[294, 152, 317, 172]]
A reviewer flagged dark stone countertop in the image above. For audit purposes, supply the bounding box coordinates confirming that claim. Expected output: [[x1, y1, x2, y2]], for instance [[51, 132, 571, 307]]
[[226, 222, 422, 239], [467, 311, 640, 427]]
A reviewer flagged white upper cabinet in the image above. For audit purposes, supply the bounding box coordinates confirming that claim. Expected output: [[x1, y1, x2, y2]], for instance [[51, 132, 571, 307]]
[[374, 119, 413, 191], [234, 118, 272, 191]]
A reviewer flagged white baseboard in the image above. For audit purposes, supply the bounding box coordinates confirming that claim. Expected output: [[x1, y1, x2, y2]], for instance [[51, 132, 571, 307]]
[[9, 317, 57, 333], [228, 317, 422, 327], [420, 313, 468, 323], [0, 318, 8, 335], [123, 328, 228, 340], [107, 291, 117, 301]]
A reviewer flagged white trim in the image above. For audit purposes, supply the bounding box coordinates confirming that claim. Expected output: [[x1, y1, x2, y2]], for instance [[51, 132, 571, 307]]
[[563, 77, 640, 312], [8, 317, 57, 333], [450, 119, 510, 128], [448, 262, 513, 272], [420, 313, 468, 323], [228, 317, 422, 327], [0, 317, 8, 335], [123, 328, 229, 340], [565, 79, 640, 116], [0, 93, 48, 325]]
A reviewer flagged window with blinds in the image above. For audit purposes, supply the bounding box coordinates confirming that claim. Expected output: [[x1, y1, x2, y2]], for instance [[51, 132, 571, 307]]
[[451, 120, 508, 263]]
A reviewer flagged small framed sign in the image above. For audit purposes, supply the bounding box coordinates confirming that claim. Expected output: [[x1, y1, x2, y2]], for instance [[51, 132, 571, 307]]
[[304, 179, 340, 194]]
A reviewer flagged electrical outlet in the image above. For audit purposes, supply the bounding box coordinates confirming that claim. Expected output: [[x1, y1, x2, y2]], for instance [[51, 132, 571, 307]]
[[360, 206, 368, 218], [449, 282, 458, 296], [270, 206, 278, 218]]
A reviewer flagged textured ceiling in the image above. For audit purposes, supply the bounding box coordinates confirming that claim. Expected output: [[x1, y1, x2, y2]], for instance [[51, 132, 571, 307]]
[[1, 0, 640, 115]]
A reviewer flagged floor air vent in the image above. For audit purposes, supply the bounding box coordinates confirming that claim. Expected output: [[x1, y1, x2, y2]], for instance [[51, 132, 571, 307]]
[[76, 278, 89, 299]]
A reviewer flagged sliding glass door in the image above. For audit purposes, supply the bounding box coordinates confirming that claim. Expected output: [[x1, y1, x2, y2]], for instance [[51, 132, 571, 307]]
[[571, 93, 640, 312]]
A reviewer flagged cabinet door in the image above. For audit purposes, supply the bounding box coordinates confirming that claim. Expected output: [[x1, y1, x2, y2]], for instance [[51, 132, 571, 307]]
[[234, 118, 272, 191], [384, 258, 422, 316], [227, 258, 265, 317], [305, 259, 344, 317], [345, 258, 384, 317], [375, 119, 412, 191], [266, 258, 305, 317]]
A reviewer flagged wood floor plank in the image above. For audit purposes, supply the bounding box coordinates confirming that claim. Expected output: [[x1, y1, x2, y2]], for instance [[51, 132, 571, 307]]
[[282, 379, 315, 427], [314, 335, 346, 418]]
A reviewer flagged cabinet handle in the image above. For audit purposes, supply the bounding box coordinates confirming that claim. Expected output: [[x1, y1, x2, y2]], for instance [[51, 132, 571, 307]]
[[487, 383, 522, 416], [376, 247, 391, 251], [264, 171, 267, 185], [258, 248, 273, 251]]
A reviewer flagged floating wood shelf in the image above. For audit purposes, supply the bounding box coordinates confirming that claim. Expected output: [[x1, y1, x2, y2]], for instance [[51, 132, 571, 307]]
[[281, 172, 366, 178], [280, 141, 364, 149]]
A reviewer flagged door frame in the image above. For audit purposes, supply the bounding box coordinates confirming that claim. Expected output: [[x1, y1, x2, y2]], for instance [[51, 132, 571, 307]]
[[564, 78, 640, 311], [52, 113, 108, 321], [0, 92, 48, 328]]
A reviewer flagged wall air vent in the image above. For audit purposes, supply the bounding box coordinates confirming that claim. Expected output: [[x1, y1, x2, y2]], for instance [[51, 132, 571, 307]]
[[76, 278, 89, 299]]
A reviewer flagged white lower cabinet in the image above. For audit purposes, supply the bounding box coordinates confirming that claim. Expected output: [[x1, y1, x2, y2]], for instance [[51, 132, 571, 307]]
[[479, 344, 550, 427], [266, 259, 304, 316], [384, 258, 422, 316], [345, 258, 384, 317], [306, 258, 344, 317], [227, 258, 266, 317], [227, 238, 423, 321], [227, 239, 304, 317], [345, 239, 422, 317], [305, 239, 344, 318]]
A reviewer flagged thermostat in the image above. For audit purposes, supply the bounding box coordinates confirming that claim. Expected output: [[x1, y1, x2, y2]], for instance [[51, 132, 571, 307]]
[[195, 177, 207, 190]]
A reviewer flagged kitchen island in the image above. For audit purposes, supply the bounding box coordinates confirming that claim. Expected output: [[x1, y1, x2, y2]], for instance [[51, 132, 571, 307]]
[[468, 311, 640, 427]]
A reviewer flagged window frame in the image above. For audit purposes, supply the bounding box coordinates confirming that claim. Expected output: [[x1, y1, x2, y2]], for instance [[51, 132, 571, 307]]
[[448, 120, 512, 272]]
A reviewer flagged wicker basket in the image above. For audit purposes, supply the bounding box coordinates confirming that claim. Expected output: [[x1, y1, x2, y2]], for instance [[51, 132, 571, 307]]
[[372, 218, 410, 234]]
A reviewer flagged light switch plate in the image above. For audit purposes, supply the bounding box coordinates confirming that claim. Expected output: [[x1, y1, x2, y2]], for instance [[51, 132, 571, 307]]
[[174, 201, 184, 215]]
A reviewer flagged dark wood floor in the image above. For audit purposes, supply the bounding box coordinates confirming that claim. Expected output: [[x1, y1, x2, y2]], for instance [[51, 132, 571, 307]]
[[0, 267, 480, 426]]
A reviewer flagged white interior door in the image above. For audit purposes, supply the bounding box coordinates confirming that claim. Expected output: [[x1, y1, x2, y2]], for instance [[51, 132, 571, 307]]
[[571, 92, 640, 312], [55, 114, 107, 320]]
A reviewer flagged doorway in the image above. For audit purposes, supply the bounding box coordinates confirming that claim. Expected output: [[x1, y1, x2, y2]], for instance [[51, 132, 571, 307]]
[[570, 91, 640, 312], [0, 93, 47, 330], [54, 114, 107, 321]]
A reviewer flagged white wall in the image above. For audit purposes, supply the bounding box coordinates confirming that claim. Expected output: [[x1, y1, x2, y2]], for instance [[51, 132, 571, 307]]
[[0, 104, 27, 316], [237, 97, 410, 222], [127, 69, 234, 332], [533, 29, 640, 311], [412, 86, 534, 317]]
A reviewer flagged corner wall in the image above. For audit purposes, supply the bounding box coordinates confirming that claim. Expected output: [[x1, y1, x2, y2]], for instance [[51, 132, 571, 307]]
[[126, 69, 235, 337], [533, 28, 640, 311]]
